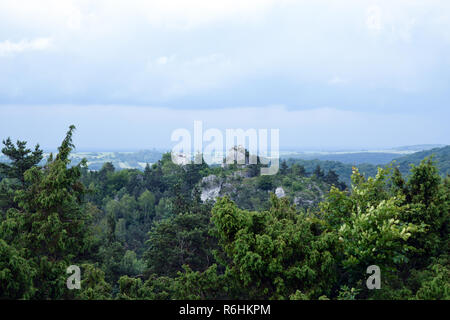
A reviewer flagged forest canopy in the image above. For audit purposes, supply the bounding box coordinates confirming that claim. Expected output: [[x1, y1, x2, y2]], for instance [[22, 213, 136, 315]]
[[0, 126, 448, 300]]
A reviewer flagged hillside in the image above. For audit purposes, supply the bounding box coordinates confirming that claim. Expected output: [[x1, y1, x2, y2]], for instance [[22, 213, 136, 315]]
[[284, 152, 401, 165], [392, 145, 450, 177], [284, 159, 377, 187], [199, 168, 333, 211], [285, 145, 449, 187], [281, 144, 444, 165]]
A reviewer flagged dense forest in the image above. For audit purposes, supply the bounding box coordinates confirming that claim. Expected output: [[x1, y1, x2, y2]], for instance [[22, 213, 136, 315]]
[[285, 145, 450, 187], [0, 126, 448, 300]]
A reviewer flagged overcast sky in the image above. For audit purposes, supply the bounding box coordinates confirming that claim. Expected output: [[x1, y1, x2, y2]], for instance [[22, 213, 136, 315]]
[[0, 0, 449, 151]]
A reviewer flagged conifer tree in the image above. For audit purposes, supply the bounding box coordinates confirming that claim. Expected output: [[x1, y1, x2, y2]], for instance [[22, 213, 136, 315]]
[[0, 138, 43, 185]]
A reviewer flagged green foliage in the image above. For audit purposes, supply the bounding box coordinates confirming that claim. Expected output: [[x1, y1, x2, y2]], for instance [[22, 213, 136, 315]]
[[120, 250, 145, 277], [145, 210, 215, 277], [13, 126, 92, 264], [0, 239, 35, 299], [76, 264, 112, 300], [319, 161, 449, 299], [314, 165, 325, 179], [117, 274, 175, 300], [291, 163, 306, 177], [336, 286, 361, 300], [210, 195, 338, 299], [394, 146, 450, 177], [336, 168, 422, 274], [0, 126, 93, 299], [138, 190, 156, 218], [0, 137, 43, 185], [401, 158, 449, 262], [414, 259, 450, 300], [0, 127, 448, 300], [256, 175, 274, 191], [117, 276, 144, 300], [171, 264, 225, 300]]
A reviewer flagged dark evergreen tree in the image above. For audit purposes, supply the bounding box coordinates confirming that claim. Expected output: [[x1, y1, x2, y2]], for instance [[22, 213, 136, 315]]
[[1, 126, 94, 299], [291, 163, 306, 177], [0, 138, 43, 185], [324, 169, 340, 186], [313, 164, 325, 179], [279, 160, 289, 175]]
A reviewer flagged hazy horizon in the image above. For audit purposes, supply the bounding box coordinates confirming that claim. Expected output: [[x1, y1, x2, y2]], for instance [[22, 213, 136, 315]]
[[2, 143, 445, 155]]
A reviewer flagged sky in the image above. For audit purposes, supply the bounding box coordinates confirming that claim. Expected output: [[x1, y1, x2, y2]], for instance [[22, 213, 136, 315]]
[[0, 0, 449, 151]]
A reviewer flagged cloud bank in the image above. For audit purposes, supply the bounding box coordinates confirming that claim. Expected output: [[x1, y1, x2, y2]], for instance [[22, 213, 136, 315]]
[[0, 1, 449, 148]]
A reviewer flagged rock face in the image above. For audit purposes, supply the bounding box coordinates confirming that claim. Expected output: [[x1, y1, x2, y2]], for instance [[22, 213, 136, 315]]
[[275, 186, 286, 198], [200, 175, 223, 202], [293, 197, 315, 207], [199, 171, 326, 209], [233, 171, 247, 178], [171, 152, 190, 165], [226, 145, 247, 165]]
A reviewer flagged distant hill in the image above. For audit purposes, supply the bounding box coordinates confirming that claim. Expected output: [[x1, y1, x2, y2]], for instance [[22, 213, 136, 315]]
[[284, 152, 400, 165], [281, 144, 446, 165], [392, 145, 450, 177], [284, 159, 377, 187], [286, 145, 450, 187], [391, 144, 446, 152]]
